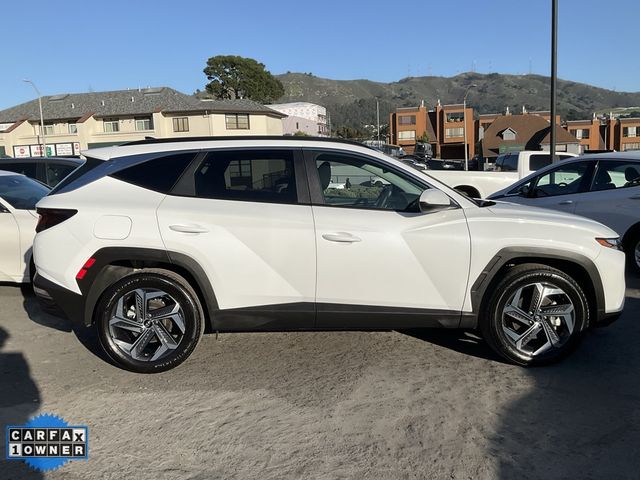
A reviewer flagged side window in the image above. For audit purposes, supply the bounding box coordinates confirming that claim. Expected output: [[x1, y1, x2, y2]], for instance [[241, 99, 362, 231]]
[[532, 162, 591, 198], [46, 163, 77, 187], [110, 152, 195, 193], [591, 160, 640, 191], [529, 154, 552, 171], [193, 150, 297, 204], [311, 152, 425, 211], [0, 162, 37, 179]]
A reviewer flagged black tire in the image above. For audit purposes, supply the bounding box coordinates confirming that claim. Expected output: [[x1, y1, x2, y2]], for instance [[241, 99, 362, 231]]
[[479, 263, 589, 366], [624, 232, 640, 274], [95, 268, 204, 373]]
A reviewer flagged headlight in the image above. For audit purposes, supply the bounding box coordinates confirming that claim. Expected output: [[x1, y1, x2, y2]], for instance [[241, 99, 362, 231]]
[[595, 237, 623, 251]]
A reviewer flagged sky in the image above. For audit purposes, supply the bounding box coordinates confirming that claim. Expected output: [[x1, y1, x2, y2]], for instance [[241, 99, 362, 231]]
[[1, 0, 638, 110]]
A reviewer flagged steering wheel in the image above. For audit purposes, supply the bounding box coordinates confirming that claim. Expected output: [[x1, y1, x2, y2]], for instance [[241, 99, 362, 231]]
[[375, 185, 393, 208]]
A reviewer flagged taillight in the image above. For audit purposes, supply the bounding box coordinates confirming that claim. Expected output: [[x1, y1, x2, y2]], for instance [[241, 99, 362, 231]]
[[35, 208, 78, 233]]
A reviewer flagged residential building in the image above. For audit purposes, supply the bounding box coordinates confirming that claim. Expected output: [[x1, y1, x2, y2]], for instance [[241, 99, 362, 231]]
[[389, 101, 475, 159], [0, 87, 285, 157], [615, 117, 640, 152], [267, 102, 329, 136], [480, 113, 580, 162], [565, 116, 605, 153]]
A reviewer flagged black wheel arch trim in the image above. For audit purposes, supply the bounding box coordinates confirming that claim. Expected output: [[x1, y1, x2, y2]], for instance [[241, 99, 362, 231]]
[[77, 247, 219, 329], [469, 247, 607, 327]]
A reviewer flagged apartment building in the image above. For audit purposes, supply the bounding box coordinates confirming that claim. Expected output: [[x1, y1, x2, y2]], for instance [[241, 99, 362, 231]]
[[615, 117, 640, 152], [565, 116, 605, 153], [389, 101, 475, 159], [0, 87, 285, 157], [266, 102, 329, 136]]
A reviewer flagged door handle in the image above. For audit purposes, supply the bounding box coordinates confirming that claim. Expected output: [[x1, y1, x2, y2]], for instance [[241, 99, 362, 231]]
[[169, 224, 209, 234], [558, 200, 574, 205], [322, 232, 362, 243]]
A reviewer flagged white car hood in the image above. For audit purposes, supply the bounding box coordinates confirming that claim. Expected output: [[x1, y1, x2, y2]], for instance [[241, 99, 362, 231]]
[[484, 201, 619, 237]]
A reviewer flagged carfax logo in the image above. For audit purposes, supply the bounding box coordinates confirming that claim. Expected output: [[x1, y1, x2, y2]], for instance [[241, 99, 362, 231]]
[[6, 413, 88, 472]]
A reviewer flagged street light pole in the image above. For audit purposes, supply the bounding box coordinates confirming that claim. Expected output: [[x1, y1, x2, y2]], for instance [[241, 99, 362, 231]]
[[376, 98, 380, 143], [23, 79, 47, 157], [463, 84, 477, 171], [550, 0, 558, 160]]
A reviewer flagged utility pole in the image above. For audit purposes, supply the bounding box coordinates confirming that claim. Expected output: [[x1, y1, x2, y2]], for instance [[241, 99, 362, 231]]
[[376, 98, 380, 143], [23, 79, 47, 157], [463, 84, 477, 171], [550, 0, 558, 160]]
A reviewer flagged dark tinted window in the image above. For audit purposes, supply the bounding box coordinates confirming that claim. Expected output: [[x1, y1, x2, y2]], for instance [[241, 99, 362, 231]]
[[529, 154, 552, 171], [46, 162, 77, 187], [0, 162, 38, 179], [0, 174, 49, 209], [193, 150, 297, 204], [532, 161, 591, 197], [496, 153, 518, 171], [49, 157, 102, 195], [111, 152, 195, 193]]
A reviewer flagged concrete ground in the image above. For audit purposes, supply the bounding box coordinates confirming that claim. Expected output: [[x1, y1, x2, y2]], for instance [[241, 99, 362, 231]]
[[1, 273, 639, 480]]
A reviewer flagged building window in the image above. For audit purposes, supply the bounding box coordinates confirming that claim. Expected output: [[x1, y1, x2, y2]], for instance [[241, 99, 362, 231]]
[[446, 112, 464, 123], [445, 127, 464, 138], [42, 124, 54, 135], [571, 128, 590, 139], [225, 113, 250, 130], [135, 116, 153, 131], [172, 117, 189, 132], [623, 142, 640, 151], [623, 126, 638, 138], [68, 124, 78, 134], [398, 115, 416, 125], [103, 118, 119, 133], [398, 130, 416, 140]]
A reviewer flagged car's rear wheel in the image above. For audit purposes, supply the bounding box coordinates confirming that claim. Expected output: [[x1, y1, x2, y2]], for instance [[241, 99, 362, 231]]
[[95, 269, 204, 373], [480, 263, 589, 366]]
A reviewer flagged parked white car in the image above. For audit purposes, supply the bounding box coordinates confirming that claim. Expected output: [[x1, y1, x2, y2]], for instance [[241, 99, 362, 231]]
[[32, 138, 625, 372], [489, 152, 640, 271], [0, 171, 50, 283], [429, 151, 576, 198]]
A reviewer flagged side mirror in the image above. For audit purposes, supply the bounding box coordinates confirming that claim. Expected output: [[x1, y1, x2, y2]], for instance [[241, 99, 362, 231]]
[[419, 189, 451, 211], [519, 184, 530, 197]]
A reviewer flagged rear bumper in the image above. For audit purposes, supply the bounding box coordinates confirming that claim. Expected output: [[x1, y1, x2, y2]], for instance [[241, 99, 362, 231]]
[[33, 273, 85, 325]]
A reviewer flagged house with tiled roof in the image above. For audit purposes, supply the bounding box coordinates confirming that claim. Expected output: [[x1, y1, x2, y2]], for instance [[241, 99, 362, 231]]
[[0, 87, 286, 157], [480, 112, 580, 160]]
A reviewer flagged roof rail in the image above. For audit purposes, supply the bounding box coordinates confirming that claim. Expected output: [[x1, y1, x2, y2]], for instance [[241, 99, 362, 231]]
[[122, 135, 373, 149]]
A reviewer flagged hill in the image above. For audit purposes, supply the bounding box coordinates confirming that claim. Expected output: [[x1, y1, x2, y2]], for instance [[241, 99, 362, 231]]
[[275, 72, 640, 132]]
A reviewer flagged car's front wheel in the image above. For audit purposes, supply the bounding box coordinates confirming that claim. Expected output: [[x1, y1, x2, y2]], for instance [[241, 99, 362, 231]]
[[480, 263, 589, 366], [625, 232, 640, 274], [95, 269, 204, 373]]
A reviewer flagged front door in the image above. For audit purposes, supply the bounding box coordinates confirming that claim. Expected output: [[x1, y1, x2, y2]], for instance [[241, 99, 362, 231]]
[[0, 200, 19, 280], [157, 148, 316, 329], [306, 149, 471, 329], [514, 160, 595, 214]]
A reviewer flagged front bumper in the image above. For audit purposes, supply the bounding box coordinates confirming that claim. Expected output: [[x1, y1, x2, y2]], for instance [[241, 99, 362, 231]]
[[33, 272, 85, 325]]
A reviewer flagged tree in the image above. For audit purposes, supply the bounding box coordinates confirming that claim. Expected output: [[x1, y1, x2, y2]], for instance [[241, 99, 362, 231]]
[[203, 55, 284, 103]]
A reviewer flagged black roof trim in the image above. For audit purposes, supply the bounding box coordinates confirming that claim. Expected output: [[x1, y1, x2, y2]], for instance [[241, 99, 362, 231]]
[[121, 135, 373, 149]]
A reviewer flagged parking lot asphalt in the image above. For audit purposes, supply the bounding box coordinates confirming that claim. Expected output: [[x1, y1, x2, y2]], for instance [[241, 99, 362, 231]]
[[1, 273, 639, 480]]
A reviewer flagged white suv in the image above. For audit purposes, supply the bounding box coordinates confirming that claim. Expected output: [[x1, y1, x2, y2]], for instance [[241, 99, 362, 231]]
[[32, 137, 626, 372]]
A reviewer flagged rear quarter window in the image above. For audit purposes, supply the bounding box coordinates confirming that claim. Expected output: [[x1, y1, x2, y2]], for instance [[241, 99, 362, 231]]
[[110, 152, 196, 193]]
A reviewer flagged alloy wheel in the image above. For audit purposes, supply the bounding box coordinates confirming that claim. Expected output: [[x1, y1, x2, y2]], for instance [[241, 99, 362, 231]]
[[635, 240, 640, 270], [501, 282, 575, 357], [108, 288, 186, 362]]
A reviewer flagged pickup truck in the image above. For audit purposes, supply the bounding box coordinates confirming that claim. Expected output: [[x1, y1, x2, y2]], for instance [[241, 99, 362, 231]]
[[427, 151, 576, 198]]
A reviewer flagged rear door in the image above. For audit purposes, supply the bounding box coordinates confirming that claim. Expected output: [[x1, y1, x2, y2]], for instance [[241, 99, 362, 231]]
[[573, 159, 640, 235], [157, 148, 316, 328]]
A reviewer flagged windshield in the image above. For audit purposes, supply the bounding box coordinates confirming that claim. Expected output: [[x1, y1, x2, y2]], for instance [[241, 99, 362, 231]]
[[0, 174, 50, 210]]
